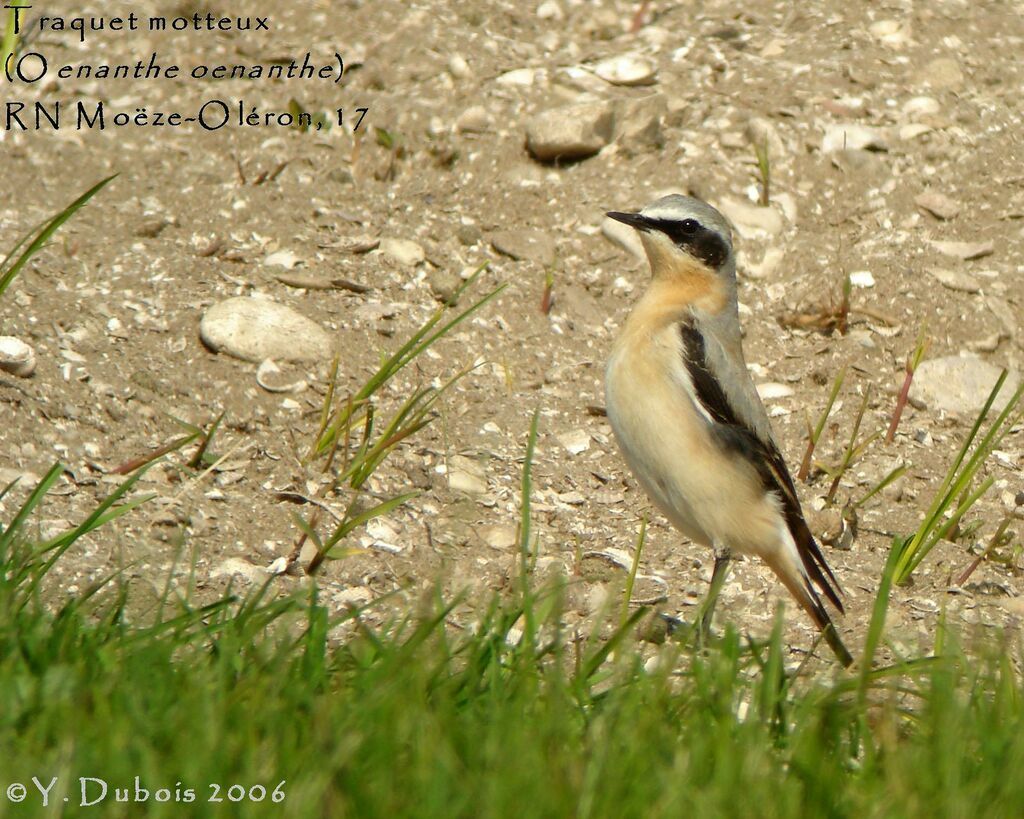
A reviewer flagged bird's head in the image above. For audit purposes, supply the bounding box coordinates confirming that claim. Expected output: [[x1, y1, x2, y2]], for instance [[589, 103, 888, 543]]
[[607, 195, 735, 283]]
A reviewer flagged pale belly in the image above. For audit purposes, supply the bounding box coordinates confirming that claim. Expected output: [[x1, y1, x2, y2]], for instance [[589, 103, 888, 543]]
[[604, 334, 775, 556]]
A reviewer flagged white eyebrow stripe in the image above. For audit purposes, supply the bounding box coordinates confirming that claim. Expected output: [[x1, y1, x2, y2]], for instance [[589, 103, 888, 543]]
[[640, 204, 699, 221]]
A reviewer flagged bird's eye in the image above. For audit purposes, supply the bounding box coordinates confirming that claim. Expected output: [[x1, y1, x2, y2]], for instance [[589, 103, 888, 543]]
[[680, 219, 700, 234]]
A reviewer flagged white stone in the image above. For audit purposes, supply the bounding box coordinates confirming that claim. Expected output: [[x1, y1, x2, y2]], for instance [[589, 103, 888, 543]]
[[526, 102, 615, 161], [378, 238, 425, 267], [927, 267, 981, 293], [456, 105, 489, 133], [481, 524, 517, 550], [366, 518, 403, 553], [915, 191, 960, 220], [899, 124, 933, 140], [536, 1, 563, 20], [849, 270, 876, 288], [756, 382, 795, 400], [448, 54, 470, 79], [496, 68, 537, 87], [594, 55, 657, 86], [557, 429, 591, 455], [264, 250, 301, 269], [212, 558, 267, 584], [0, 336, 36, 377], [739, 246, 785, 279], [602, 215, 645, 260], [448, 455, 488, 494], [869, 19, 911, 47], [200, 296, 335, 363], [902, 96, 940, 118], [911, 356, 1021, 414], [717, 198, 783, 239], [256, 359, 308, 393], [930, 239, 994, 261]]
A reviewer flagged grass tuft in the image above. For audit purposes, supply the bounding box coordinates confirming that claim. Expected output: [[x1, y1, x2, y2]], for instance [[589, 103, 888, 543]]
[[0, 415, 1022, 816], [892, 370, 1024, 584], [798, 365, 845, 482], [3, 172, 1024, 815], [823, 387, 879, 504], [886, 324, 929, 443], [290, 266, 505, 572], [754, 136, 771, 206], [0, 175, 117, 305]]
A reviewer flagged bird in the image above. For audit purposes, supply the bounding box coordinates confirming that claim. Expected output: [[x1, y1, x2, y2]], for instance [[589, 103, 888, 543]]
[[604, 194, 853, 667]]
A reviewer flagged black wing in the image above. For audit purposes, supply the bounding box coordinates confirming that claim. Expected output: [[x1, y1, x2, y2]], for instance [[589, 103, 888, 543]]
[[679, 323, 845, 614]]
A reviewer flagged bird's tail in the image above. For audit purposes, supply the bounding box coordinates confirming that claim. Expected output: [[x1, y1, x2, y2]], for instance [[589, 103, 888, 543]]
[[762, 550, 854, 668]]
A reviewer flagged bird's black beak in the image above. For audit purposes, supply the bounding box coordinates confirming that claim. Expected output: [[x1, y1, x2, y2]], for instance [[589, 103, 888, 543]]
[[606, 211, 653, 232]]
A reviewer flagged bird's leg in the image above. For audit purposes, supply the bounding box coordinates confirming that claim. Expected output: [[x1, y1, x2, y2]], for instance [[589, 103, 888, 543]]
[[697, 545, 731, 645]]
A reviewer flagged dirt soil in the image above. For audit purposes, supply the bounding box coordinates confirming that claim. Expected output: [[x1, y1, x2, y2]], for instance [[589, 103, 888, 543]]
[[2, 0, 1022, 669]]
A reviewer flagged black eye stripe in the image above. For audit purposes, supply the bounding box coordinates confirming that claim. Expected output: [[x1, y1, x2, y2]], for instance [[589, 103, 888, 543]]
[[646, 218, 729, 269]]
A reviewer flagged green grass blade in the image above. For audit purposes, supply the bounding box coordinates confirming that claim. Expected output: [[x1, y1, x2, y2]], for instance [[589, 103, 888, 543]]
[[0, 463, 65, 552], [0, 174, 117, 300], [518, 408, 540, 652], [894, 371, 1016, 582], [621, 514, 646, 627], [0, 476, 21, 504], [26, 468, 156, 604], [853, 464, 907, 510], [907, 476, 994, 577], [575, 607, 647, 688], [320, 491, 419, 560], [860, 541, 902, 696], [314, 267, 502, 457]]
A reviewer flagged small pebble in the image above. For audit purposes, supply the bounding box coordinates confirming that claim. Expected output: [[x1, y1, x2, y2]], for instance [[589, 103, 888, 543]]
[[264, 250, 302, 269], [915, 192, 960, 220], [490, 229, 557, 266], [525, 102, 615, 162], [902, 96, 940, 118], [456, 224, 483, 246], [378, 238, 425, 268], [849, 270, 876, 288], [869, 19, 910, 47], [930, 239, 994, 261], [911, 356, 1021, 414], [536, 1, 563, 21], [428, 268, 463, 305], [918, 57, 964, 90], [481, 524, 517, 551], [447, 455, 488, 495], [602, 216, 645, 260], [200, 296, 335, 363], [594, 55, 657, 86], [456, 105, 489, 134], [255, 359, 308, 394], [756, 382, 795, 400], [557, 429, 591, 455], [134, 216, 171, 238], [717, 198, 783, 238], [448, 54, 470, 79], [0, 336, 36, 377], [927, 267, 981, 294]]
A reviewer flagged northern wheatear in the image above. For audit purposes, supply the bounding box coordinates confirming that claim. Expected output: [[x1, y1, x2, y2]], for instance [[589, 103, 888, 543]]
[[604, 194, 852, 667]]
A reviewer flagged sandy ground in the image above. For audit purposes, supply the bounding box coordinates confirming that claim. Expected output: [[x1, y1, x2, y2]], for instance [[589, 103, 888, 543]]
[[1, 0, 1022, 669]]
